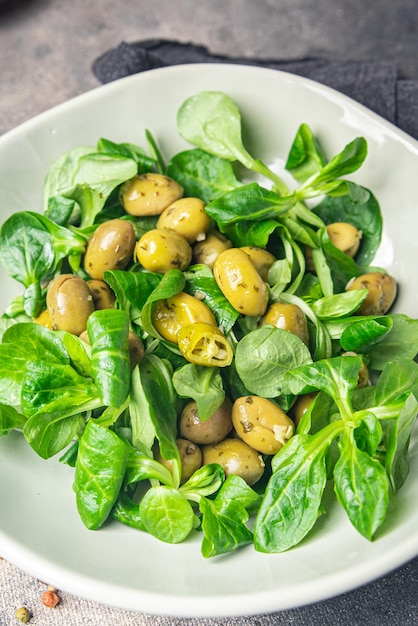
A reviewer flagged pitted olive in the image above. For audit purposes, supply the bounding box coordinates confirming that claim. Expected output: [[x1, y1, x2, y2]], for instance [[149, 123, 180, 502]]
[[87, 280, 116, 310], [192, 229, 233, 269], [202, 438, 265, 486], [152, 292, 216, 343], [239, 246, 276, 281], [120, 173, 183, 216], [33, 309, 52, 329], [291, 392, 318, 426], [157, 197, 211, 243], [179, 398, 233, 445], [47, 274, 94, 335], [84, 219, 136, 280], [232, 396, 294, 455], [155, 438, 202, 484], [135, 228, 192, 273], [262, 302, 309, 345], [326, 222, 362, 258], [346, 272, 397, 315], [213, 248, 269, 317]]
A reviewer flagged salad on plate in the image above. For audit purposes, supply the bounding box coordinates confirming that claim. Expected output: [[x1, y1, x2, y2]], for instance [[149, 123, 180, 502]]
[[1, 90, 417, 558]]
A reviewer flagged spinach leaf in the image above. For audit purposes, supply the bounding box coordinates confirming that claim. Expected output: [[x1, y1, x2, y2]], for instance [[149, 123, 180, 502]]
[[23, 408, 87, 459], [313, 189, 382, 266], [21, 360, 98, 418], [104, 269, 161, 319], [285, 123, 326, 182], [97, 137, 155, 173], [112, 492, 145, 531], [339, 316, 393, 353], [0, 323, 71, 405], [0, 404, 26, 436], [206, 183, 294, 226], [166, 148, 241, 202], [366, 315, 418, 370], [179, 463, 225, 503], [312, 290, 369, 320], [74, 421, 129, 529], [333, 429, 389, 540], [375, 358, 418, 405], [139, 485, 195, 544], [254, 425, 342, 552], [184, 264, 239, 333], [235, 326, 312, 397], [87, 309, 131, 407], [200, 496, 253, 557], [177, 91, 288, 192], [172, 363, 225, 421], [384, 392, 418, 492], [141, 269, 185, 338]]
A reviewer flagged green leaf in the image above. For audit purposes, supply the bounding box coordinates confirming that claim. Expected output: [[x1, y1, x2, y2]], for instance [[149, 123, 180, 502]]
[[367, 315, 418, 370], [333, 430, 389, 540], [87, 309, 131, 407], [23, 409, 86, 459], [139, 485, 195, 543], [254, 431, 333, 553], [235, 326, 312, 398], [384, 392, 418, 492], [285, 123, 326, 182], [166, 148, 241, 202], [0, 404, 26, 436], [74, 421, 129, 529], [340, 316, 393, 353], [112, 492, 145, 530], [200, 496, 253, 557], [172, 363, 225, 421], [184, 264, 239, 333], [312, 290, 369, 320]]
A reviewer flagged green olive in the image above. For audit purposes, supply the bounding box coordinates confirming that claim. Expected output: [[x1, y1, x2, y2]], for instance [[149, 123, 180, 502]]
[[213, 248, 269, 317], [239, 246, 276, 281], [135, 228, 192, 273], [87, 279, 116, 310], [346, 272, 397, 315], [157, 197, 211, 243], [192, 229, 233, 269], [326, 222, 362, 257], [291, 392, 318, 426], [152, 292, 216, 343], [179, 398, 233, 445], [47, 274, 94, 335], [232, 396, 294, 455], [84, 219, 136, 280], [262, 302, 309, 345], [155, 438, 202, 484], [202, 438, 265, 486], [120, 173, 183, 216]]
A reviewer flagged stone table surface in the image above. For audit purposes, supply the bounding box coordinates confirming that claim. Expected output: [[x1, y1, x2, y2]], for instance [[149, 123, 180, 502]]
[[0, 1, 417, 625]]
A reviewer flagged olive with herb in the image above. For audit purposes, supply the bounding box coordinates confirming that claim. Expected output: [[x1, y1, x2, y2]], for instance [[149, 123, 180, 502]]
[[120, 173, 183, 216], [202, 438, 265, 486], [135, 228, 192, 273], [84, 219, 136, 280], [346, 271, 397, 315], [232, 395, 294, 455]]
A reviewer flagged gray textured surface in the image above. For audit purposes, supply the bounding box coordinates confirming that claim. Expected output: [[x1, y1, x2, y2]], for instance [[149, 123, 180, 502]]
[[0, 1, 418, 624], [0, 0, 417, 135]]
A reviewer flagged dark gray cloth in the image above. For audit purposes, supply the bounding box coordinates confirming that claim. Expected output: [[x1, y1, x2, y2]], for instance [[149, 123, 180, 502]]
[[92, 39, 418, 139]]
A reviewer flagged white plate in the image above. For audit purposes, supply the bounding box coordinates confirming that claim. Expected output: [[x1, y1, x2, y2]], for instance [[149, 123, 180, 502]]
[[0, 64, 417, 619]]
